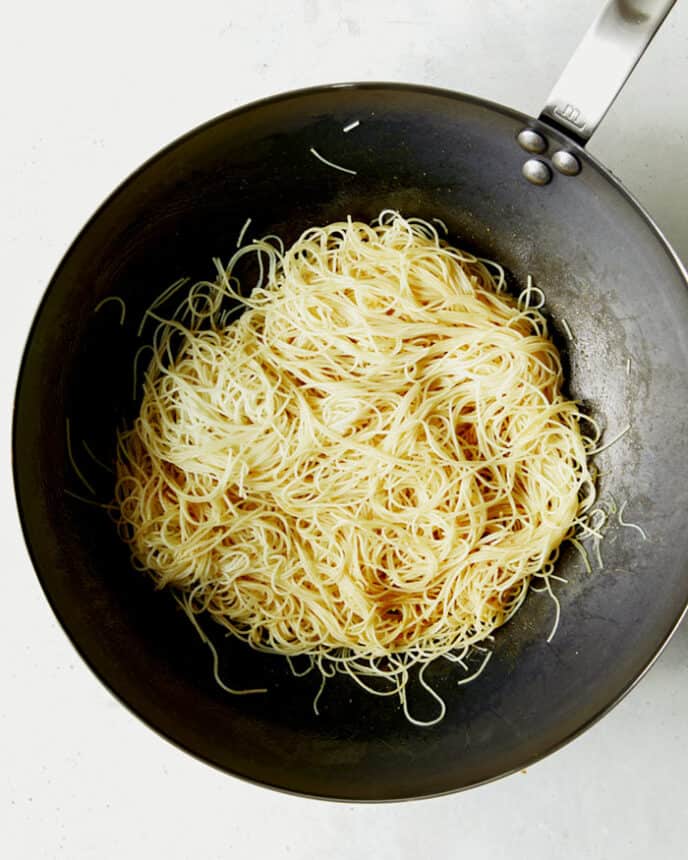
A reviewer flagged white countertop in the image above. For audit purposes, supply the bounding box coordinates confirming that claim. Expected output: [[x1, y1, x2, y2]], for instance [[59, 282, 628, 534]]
[[3, 1, 687, 857]]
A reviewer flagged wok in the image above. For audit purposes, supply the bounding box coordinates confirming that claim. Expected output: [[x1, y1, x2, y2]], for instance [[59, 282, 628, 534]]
[[13, 0, 688, 800]]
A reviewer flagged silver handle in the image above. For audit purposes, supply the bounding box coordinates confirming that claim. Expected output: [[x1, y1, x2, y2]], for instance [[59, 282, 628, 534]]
[[540, 0, 677, 143]]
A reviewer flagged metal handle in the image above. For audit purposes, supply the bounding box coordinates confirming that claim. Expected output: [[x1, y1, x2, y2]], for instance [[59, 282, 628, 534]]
[[540, 0, 676, 144]]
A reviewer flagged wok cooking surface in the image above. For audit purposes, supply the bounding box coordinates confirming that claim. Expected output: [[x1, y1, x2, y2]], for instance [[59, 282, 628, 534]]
[[13, 84, 688, 799]]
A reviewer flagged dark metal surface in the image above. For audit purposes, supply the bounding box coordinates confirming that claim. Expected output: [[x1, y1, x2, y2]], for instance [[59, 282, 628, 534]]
[[13, 83, 688, 800]]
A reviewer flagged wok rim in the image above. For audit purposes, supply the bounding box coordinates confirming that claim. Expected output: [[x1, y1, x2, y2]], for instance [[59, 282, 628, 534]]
[[12, 80, 688, 802]]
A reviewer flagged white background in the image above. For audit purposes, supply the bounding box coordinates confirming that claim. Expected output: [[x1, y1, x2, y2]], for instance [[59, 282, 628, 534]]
[[3, 1, 688, 857]]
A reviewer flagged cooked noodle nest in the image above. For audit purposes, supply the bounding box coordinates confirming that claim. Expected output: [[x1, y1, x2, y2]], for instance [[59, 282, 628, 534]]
[[115, 211, 595, 723]]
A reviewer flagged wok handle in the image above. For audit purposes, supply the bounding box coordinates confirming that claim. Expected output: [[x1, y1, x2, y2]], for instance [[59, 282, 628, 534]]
[[540, 0, 676, 144]]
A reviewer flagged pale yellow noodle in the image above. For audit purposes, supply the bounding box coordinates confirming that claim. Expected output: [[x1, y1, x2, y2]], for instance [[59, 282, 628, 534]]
[[115, 212, 596, 724]]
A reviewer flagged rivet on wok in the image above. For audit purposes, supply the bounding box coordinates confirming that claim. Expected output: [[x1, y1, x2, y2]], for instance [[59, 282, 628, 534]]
[[522, 159, 552, 186], [517, 128, 547, 154], [552, 150, 582, 176]]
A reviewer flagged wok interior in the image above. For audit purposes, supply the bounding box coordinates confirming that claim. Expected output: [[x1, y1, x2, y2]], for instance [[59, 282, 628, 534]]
[[15, 85, 688, 799]]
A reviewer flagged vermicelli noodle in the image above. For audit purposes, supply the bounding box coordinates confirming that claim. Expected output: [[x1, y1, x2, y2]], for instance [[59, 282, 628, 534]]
[[115, 211, 596, 724]]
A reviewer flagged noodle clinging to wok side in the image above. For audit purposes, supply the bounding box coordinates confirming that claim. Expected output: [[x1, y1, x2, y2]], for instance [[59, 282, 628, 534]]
[[114, 212, 596, 725]]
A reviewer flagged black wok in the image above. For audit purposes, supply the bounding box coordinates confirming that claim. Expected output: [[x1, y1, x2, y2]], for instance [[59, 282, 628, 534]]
[[13, 1, 688, 800]]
